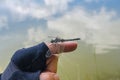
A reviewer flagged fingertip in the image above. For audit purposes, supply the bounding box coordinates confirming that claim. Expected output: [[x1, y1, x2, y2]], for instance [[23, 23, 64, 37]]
[[62, 41, 78, 52]]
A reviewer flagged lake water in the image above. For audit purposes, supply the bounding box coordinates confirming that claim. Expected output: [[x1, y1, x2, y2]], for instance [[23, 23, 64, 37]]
[[57, 41, 120, 80]]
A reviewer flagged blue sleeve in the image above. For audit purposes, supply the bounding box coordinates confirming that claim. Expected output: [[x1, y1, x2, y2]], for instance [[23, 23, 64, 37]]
[[11, 42, 49, 72]]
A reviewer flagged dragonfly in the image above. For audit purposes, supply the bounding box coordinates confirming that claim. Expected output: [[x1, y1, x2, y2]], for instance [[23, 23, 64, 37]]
[[48, 36, 80, 43]]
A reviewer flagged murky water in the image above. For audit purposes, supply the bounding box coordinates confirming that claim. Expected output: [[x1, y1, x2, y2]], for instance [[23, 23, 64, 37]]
[[57, 40, 120, 80]]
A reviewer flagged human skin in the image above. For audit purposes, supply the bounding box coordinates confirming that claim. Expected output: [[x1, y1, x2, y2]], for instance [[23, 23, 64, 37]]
[[40, 55, 59, 80], [40, 42, 77, 80]]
